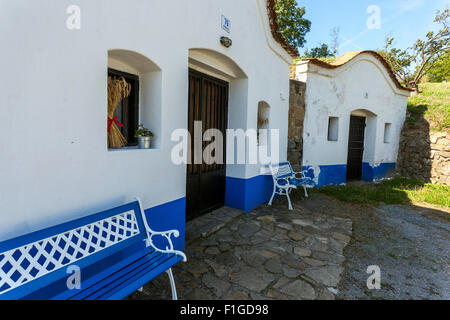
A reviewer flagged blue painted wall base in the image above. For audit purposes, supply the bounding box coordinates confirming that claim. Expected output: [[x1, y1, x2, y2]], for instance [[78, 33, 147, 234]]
[[225, 175, 274, 213], [363, 163, 396, 182], [223, 162, 396, 213], [303, 163, 397, 186], [303, 165, 347, 187]]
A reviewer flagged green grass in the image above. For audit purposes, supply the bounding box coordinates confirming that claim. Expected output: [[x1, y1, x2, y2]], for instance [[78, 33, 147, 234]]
[[317, 177, 450, 209], [407, 82, 450, 131]]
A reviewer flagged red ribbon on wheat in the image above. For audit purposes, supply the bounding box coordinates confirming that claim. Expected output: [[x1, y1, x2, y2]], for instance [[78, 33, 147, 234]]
[[107, 116, 123, 132]]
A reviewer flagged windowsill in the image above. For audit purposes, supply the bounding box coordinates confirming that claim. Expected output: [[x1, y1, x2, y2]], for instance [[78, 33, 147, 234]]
[[108, 146, 159, 152]]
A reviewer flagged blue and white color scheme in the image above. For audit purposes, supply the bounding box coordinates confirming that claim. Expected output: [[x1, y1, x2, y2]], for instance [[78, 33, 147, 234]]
[[0, 199, 185, 300], [293, 52, 411, 186], [0, 0, 293, 272]]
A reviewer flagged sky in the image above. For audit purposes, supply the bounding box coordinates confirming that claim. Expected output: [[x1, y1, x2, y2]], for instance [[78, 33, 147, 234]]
[[297, 0, 450, 55]]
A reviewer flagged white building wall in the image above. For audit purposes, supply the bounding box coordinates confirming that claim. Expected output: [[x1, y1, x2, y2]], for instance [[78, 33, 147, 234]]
[[0, 0, 291, 240], [298, 54, 409, 185]]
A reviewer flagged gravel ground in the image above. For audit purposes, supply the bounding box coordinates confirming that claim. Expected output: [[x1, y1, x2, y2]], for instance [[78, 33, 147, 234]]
[[301, 194, 450, 300]]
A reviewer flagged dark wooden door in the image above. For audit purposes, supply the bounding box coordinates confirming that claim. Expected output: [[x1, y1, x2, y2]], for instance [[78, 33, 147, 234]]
[[186, 69, 229, 221], [346, 116, 366, 181]]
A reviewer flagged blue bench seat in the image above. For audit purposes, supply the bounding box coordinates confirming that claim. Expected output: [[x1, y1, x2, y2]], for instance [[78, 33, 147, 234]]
[[0, 198, 186, 300]]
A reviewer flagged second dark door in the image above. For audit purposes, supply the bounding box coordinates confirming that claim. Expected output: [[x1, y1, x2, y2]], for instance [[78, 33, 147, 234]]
[[186, 69, 229, 221], [346, 116, 366, 181]]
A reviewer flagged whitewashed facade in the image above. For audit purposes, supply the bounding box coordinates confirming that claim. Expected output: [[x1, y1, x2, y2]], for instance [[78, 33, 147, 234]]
[[0, 0, 294, 246], [294, 52, 411, 186]]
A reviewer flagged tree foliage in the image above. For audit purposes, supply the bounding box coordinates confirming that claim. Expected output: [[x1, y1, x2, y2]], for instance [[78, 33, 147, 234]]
[[274, 0, 311, 49], [427, 51, 450, 82], [304, 43, 334, 59], [379, 8, 449, 92]]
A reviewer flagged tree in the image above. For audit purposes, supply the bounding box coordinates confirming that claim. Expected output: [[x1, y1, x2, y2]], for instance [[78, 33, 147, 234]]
[[303, 27, 340, 59], [379, 37, 415, 85], [304, 43, 334, 58], [379, 8, 449, 93], [330, 27, 341, 56], [274, 0, 311, 49], [426, 51, 450, 82]]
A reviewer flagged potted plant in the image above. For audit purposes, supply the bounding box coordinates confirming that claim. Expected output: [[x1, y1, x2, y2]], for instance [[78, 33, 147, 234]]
[[135, 124, 154, 149]]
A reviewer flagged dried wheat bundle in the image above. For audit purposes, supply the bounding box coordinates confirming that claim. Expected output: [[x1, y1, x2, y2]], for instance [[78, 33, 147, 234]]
[[258, 114, 269, 127], [107, 76, 131, 149]]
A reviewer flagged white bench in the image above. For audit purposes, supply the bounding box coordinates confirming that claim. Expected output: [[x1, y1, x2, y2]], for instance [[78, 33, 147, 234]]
[[268, 162, 314, 210]]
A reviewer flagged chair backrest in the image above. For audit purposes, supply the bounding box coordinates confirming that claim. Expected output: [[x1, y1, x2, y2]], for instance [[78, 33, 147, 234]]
[[269, 162, 294, 180], [0, 201, 146, 298]]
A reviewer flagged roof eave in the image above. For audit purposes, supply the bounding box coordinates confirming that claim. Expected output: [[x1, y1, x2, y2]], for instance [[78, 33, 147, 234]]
[[266, 0, 300, 59], [302, 51, 414, 93]]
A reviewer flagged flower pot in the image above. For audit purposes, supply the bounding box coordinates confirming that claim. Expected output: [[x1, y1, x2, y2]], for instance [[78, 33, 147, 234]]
[[138, 136, 151, 149]]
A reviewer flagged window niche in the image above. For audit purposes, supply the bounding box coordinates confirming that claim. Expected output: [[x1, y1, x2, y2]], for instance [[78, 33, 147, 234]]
[[108, 68, 139, 147], [107, 49, 162, 150], [327, 117, 339, 141], [384, 123, 392, 144], [257, 101, 270, 146]]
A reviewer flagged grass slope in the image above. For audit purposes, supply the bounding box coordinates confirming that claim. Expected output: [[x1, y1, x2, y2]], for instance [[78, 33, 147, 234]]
[[317, 177, 449, 210], [407, 82, 450, 131]]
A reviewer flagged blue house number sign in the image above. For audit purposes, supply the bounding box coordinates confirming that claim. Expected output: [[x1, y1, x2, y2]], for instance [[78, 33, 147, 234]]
[[222, 15, 231, 33]]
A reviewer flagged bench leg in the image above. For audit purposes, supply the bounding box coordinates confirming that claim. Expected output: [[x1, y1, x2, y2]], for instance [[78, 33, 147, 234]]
[[286, 189, 293, 211], [268, 186, 276, 206], [166, 268, 178, 300], [303, 185, 309, 198], [268, 192, 275, 207]]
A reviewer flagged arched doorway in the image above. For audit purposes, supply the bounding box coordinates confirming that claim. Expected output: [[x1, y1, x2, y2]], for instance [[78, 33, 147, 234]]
[[186, 49, 247, 220], [346, 109, 377, 181]]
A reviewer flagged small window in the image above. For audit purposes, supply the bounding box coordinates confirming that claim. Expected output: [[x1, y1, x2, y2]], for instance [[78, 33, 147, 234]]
[[108, 49, 162, 150], [108, 68, 139, 148], [328, 117, 339, 141], [384, 123, 392, 143]]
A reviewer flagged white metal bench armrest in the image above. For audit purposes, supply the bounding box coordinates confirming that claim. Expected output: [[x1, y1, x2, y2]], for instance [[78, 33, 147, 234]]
[[135, 197, 187, 262], [275, 177, 296, 189]]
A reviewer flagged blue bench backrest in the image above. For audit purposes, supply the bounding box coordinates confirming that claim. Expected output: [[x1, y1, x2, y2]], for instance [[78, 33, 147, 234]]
[[0, 201, 147, 299], [270, 162, 294, 180]]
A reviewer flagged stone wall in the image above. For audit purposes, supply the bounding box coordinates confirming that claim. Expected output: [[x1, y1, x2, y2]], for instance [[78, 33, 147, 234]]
[[397, 112, 450, 186], [288, 79, 306, 170]]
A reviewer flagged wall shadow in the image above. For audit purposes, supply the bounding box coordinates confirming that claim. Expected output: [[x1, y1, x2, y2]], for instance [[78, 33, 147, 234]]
[[396, 105, 433, 183]]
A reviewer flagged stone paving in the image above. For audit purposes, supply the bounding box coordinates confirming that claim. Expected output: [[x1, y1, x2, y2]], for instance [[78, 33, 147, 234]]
[[185, 207, 243, 245], [129, 198, 353, 300]]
